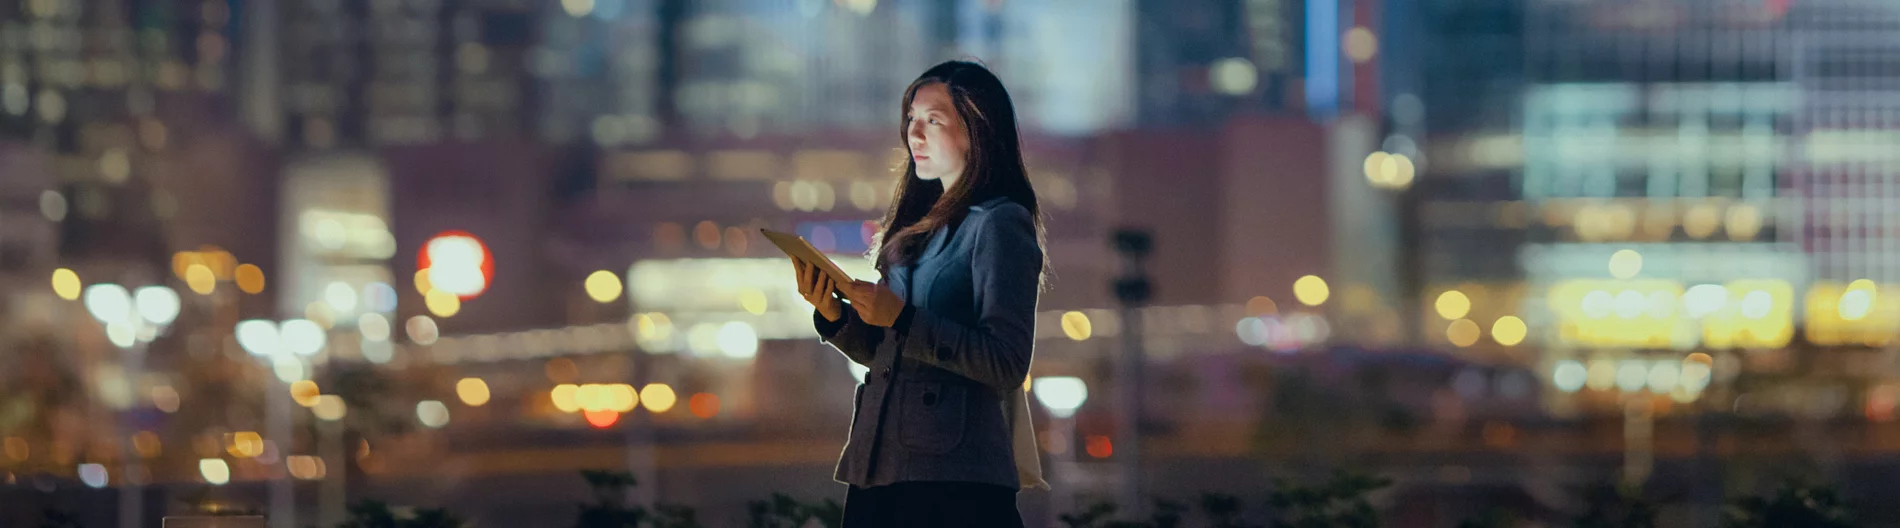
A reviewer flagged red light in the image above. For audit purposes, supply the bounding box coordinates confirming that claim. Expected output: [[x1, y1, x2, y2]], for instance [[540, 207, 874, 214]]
[[1085, 435, 1112, 459], [584, 409, 619, 428], [688, 393, 720, 419]]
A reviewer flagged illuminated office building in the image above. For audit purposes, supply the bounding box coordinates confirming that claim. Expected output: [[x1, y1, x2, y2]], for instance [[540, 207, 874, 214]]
[[1400, 0, 1900, 404]]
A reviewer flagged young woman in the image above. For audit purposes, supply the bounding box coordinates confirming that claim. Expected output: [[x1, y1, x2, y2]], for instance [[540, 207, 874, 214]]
[[791, 60, 1048, 527]]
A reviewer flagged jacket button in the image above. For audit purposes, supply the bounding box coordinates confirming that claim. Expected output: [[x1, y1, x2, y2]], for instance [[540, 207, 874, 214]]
[[880, 367, 892, 379]]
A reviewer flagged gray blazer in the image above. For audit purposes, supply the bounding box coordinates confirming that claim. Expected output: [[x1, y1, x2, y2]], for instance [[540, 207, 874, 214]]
[[814, 195, 1041, 490]]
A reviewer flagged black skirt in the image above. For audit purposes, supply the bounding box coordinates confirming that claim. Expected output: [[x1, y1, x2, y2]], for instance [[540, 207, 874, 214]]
[[843, 481, 1024, 528]]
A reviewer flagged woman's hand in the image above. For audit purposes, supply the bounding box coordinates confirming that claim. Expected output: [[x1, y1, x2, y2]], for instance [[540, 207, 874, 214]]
[[793, 258, 845, 322], [842, 280, 907, 327]]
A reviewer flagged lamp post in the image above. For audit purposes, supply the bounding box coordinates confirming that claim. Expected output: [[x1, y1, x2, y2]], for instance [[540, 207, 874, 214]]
[[84, 283, 179, 528], [1110, 229, 1151, 516], [236, 318, 326, 528], [1034, 376, 1088, 528]]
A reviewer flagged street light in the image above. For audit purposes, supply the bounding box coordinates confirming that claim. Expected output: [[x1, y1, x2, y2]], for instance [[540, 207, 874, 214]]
[[1034, 376, 1089, 528]]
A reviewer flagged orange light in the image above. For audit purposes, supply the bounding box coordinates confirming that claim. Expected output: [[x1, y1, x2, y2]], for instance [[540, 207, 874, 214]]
[[1084, 435, 1113, 459], [688, 393, 720, 418], [583, 409, 619, 428]]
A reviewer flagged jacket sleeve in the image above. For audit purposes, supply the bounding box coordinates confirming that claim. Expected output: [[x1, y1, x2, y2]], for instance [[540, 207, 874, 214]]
[[897, 203, 1040, 390], [815, 306, 880, 367]]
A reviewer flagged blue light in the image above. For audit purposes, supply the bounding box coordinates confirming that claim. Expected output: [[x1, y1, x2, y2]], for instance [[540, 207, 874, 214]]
[[1305, 0, 1339, 119]]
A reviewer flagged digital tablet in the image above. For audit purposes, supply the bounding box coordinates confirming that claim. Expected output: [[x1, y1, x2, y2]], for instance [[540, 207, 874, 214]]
[[759, 229, 858, 286]]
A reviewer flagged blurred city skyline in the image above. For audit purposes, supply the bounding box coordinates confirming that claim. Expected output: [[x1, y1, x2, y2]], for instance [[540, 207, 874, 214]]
[[5, 0, 1900, 526]]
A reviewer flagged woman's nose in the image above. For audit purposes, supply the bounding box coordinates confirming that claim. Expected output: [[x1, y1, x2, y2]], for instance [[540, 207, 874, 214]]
[[906, 121, 925, 144]]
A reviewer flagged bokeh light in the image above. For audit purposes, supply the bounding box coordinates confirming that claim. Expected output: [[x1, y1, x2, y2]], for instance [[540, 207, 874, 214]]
[[199, 459, 230, 485], [1446, 319, 1480, 347], [1060, 311, 1092, 341], [78, 463, 107, 488], [314, 395, 347, 421], [185, 264, 216, 295], [1608, 249, 1643, 279], [585, 270, 624, 303], [1292, 275, 1329, 306], [551, 384, 580, 413], [640, 384, 677, 413], [50, 268, 80, 300], [1434, 291, 1471, 320], [1491, 316, 1527, 346], [290, 380, 321, 407], [1552, 360, 1587, 393], [689, 393, 721, 418], [235, 264, 266, 294], [406, 315, 440, 345], [425, 289, 462, 317], [416, 400, 450, 428], [457, 378, 491, 407]]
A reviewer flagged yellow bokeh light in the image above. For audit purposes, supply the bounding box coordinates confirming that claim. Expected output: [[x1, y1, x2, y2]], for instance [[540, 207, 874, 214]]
[[1293, 275, 1329, 306], [425, 289, 461, 317], [739, 289, 768, 315], [610, 384, 638, 412], [234, 264, 265, 294], [1725, 203, 1763, 241], [51, 268, 81, 300], [1362, 151, 1389, 185], [1434, 291, 1471, 320], [1060, 311, 1092, 341], [584, 270, 623, 303], [1446, 319, 1481, 347], [1608, 249, 1643, 279], [226, 431, 263, 458], [1491, 316, 1527, 346], [287, 455, 325, 480], [290, 380, 321, 408], [185, 264, 216, 295], [640, 384, 677, 413], [1684, 203, 1722, 239], [456, 378, 491, 407], [551, 384, 580, 413], [313, 395, 347, 421], [414, 268, 434, 295]]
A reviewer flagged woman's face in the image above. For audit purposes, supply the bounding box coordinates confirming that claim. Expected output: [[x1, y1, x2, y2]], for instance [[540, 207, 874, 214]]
[[905, 83, 969, 183]]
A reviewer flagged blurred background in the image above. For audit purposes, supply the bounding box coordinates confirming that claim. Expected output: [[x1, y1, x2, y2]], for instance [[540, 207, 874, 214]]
[[0, 0, 1895, 525]]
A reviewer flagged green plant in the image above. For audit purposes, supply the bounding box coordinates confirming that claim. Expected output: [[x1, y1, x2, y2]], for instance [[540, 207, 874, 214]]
[[574, 470, 704, 528], [1571, 484, 1658, 528], [744, 492, 842, 528], [1199, 493, 1259, 528], [1264, 470, 1392, 528], [1720, 481, 1854, 528], [337, 500, 465, 528]]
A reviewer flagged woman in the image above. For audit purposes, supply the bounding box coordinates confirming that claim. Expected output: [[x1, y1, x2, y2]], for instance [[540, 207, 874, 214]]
[[791, 60, 1049, 527]]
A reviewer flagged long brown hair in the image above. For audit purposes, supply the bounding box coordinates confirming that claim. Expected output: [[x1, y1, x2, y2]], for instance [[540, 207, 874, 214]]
[[871, 60, 1046, 284]]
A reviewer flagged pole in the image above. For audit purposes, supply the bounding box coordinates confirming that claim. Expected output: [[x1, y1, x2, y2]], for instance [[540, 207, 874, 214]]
[[119, 342, 146, 528], [269, 373, 295, 528], [320, 418, 345, 527], [1049, 417, 1077, 528], [1110, 229, 1151, 517]]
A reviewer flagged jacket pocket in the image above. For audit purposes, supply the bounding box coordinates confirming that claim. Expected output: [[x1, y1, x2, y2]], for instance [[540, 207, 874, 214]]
[[898, 381, 967, 455]]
